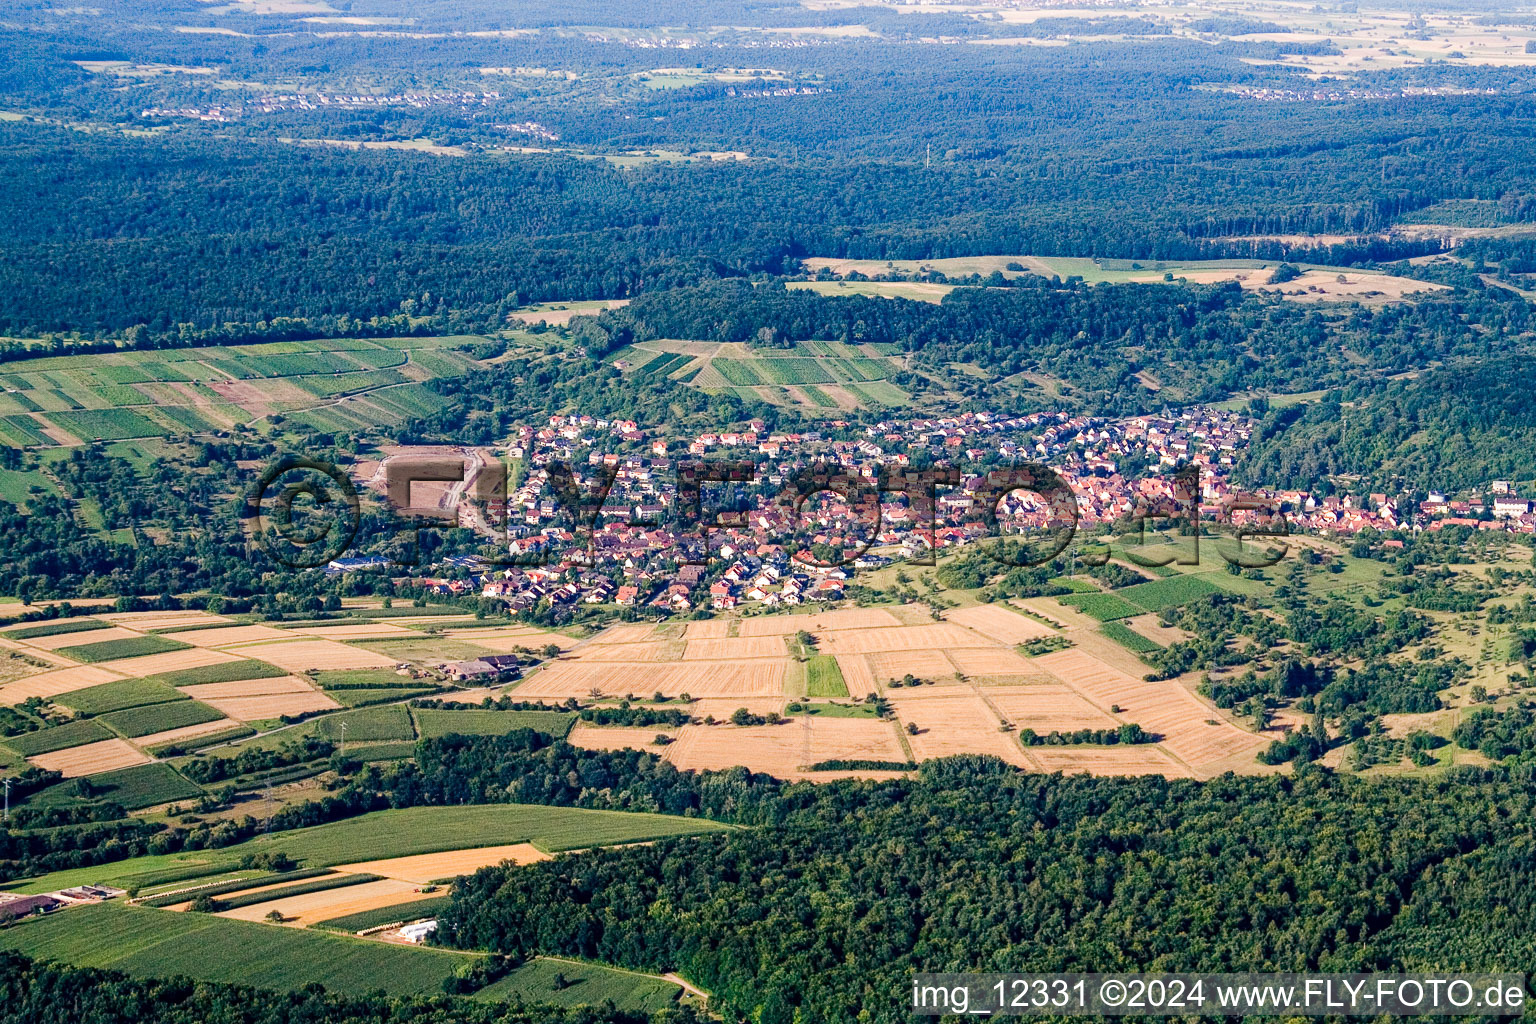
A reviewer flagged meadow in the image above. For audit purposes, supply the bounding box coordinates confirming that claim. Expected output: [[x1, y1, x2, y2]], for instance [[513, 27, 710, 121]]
[[412, 708, 576, 740]]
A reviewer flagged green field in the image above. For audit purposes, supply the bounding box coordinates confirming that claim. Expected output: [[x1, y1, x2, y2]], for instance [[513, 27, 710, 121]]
[[99, 699, 224, 738], [221, 804, 731, 864], [351, 638, 501, 662], [55, 635, 191, 664], [54, 678, 187, 713], [805, 655, 850, 698], [310, 706, 416, 742], [140, 659, 287, 687], [413, 708, 576, 740], [1099, 621, 1164, 656], [1115, 575, 1223, 613], [331, 686, 437, 707], [315, 668, 442, 689], [29, 762, 201, 811], [5, 618, 110, 640], [1, 717, 112, 755], [471, 956, 684, 1011], [0, 902, 473, 997], [1059, 592, 1142, 621], [10, 805, 731, 895]]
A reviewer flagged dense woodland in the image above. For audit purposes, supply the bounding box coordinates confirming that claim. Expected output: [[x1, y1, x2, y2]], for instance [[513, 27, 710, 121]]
[[1237, 356, 1536, 492]]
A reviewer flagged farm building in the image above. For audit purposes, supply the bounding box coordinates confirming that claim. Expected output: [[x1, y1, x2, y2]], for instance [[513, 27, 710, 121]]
[[399, 920, 438, 944], [0, 894, 63, 921]]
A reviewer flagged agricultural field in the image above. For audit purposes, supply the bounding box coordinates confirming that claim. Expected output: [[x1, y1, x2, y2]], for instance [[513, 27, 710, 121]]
[[54, 634, 191, 664], [471, 957, 686, 1012], [799, 255, 1447, 304], [614, 339, 909, 410], [0, 336, 488, 447], [412, 708, 574, 739], [0, 902, 472, 997]]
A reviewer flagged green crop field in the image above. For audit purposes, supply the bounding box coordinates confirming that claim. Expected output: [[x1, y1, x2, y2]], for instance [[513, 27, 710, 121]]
[[310, 706, 416, 742], [140, 659, 287, 687], [471, 957, 684, 1011], [54, 678, 187, 714], [30, 762, 201, 811], [756, 358, 835, 385], [99, 699, 224, 738], [711, 359, 765, 385], [413, 708, 575, 740], [147, 724, 254, 756], [1, 807, 719, 894], [0, 902, 473, 998], [1059, 593, 1142, 621], [1, 717, 112, 755], [1115, 575, 1223, 613], [315, 668, 441, 689], [55, 634, 191, 664], [350, 638, 500, 662], [48, 409, 164, 441], [1099, 622, 1164, 656], [331, 686, 438, 707], [805, 655, 850, 698], [5, 618, 110, 640], [313, 895, 453, 932]]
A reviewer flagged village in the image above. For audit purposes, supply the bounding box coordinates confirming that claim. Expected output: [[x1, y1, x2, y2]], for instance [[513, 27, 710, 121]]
[[362, 403, 1535, 614]]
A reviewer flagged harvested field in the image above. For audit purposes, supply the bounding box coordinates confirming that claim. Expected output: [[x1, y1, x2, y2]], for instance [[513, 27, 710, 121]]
[[22, 625, 144, 651], [664, 716, 907, 778], [575, 641, 684, 663], [202, 691, 342, 721], [835, 655, 880, 698], [945, 604, 1057, 644], [680, 620, 731, 639], [94, 648, 243, 677], [177, 675, 319, 699], [988, 685, 1118, 732], [0, 665, 123, 704], [29, 737, 154, 777], [166, 625, 290, 647], [818, 623, 989, 655], [450, 631, 578, 653], [290, 623, 419, 640], [1120, 613, 1191, 647], [568, 723, 675, 752], [1026, 746, 1193, 777], [100, 611, 231, 630], [515, 660, 785, 699], [590, 623, 659, 644], [681, 636, 787, 660], [735, 608, 902, 636], [887, 692, 1029, 767], [688, 698, 786, 720], [218, 877, 425, 925], [235, 640, 398, 672], [945, 647, 1042, 680], [1031, 648, 1265, 770], [336, 843, 549, 883], [133, 717, 243, 748], [867, 649, 958, 683]]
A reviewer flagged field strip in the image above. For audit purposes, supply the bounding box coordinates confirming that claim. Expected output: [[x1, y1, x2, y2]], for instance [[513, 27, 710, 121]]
[[334, 843, 550, 883], [217, 878, 432, 925], [0, 664, 126, 704]]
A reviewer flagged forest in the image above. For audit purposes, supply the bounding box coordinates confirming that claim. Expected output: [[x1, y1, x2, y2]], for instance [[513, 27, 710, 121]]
[[1236, 356, 1536, 493]]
